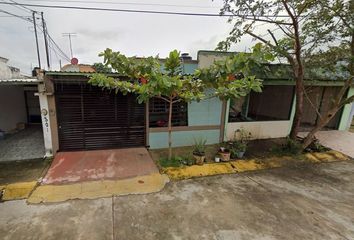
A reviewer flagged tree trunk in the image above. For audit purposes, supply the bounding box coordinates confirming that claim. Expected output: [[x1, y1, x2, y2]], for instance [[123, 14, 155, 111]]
[[302, 108, 339, 148], [289, 73, 304, 139], [289, 18, 305, 140], [168, 98, 173, 160]]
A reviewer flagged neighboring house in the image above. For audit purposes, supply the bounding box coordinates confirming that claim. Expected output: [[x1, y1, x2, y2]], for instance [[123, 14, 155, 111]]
[[31, 51, 354, 156], [61, 63, 96, 73], [198, 50, 354, 141], [0, 57, 41, 133]]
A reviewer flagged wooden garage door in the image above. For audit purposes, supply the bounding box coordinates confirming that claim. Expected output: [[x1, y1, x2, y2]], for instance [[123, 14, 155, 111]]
[[55, 83, 145, 151]]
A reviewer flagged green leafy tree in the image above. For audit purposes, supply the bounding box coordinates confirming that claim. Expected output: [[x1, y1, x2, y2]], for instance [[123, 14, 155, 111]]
[[218, 0, 353, 148], [92, 62, 112, 73], [89, 46, 269, 160], [300, 0, 354, 148]]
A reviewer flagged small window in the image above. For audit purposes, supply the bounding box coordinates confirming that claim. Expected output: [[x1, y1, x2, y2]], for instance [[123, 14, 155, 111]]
[[149, 97, 188, 127], [229, 85, 294, 122]]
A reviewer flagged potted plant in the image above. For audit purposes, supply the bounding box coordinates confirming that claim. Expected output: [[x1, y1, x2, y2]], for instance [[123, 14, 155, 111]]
[[232, 128, 251, 159], [193, 138, 207, 165], [218, 142, 231, 162], [236, 142, 247, 158]]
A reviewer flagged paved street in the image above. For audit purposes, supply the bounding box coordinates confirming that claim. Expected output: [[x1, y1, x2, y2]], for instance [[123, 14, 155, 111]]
[[1, 161, 354, 240]]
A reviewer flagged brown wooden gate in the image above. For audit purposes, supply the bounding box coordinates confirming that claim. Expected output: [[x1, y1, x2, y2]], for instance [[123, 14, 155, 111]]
[[55, 83, 145, 151]]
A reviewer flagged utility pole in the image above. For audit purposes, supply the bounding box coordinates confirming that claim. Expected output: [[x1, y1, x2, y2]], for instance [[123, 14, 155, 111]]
[[62, 32, 76, 59], [41, 12, 50, 70], [32, 11, 41, 69]]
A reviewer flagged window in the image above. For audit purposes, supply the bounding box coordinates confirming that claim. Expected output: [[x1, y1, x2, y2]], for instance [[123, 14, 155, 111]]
[[229, 85, 294, 122], [149, 98, 188, 127]]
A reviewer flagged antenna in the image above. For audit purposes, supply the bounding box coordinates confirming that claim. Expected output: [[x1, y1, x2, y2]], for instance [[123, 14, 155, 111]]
[[62, 32, 76, 59]]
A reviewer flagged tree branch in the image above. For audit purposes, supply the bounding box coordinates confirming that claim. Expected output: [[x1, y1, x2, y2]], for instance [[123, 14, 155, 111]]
[[267, 29, 279, 46], [245, 29, 294, 65], [156, 95, 170, 102]]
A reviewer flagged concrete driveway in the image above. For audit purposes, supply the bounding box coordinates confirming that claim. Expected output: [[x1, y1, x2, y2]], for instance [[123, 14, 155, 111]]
[[1, 161, 354, 240], [314, 130, 354, 158]]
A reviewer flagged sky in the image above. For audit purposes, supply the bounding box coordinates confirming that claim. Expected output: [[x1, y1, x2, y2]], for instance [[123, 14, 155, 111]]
[[0, 0, 263, 75]]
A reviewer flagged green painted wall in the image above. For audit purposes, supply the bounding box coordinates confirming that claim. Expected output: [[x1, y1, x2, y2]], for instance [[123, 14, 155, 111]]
[[188, 97, 223, 126], [149, 129, 220, 149], [338, 87, 354, 130]]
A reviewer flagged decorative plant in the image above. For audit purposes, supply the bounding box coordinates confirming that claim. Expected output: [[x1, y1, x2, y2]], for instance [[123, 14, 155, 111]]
[[193, 138, 207, 156], [234, 127, 252, 145], [228, 128, 252, 158], [218, 141, 231, 161], [219, 141, 231, 153]]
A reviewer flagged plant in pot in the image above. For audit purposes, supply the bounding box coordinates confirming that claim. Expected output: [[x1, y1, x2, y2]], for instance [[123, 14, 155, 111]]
[[232, 128, 251, 158], [218, 142, 231, 162], [236, 141, 247, 158], [193, 138, 207, 165]]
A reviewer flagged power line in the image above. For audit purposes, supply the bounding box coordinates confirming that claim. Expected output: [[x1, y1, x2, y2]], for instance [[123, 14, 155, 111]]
[[0, 8, 71, 64], [2, 0, 31, 14], [0, 2, 292, 18], [0, 9, 31, 21], [8, 0, 34, 13], [24, 0, 220, 9]]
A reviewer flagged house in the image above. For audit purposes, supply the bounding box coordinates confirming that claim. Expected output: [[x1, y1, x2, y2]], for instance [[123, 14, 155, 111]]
[[5, 51, 353, 158], [198, 51, 354, 142], [0, 57, 42, 133], [0, 58, 45, 161], [40, 53, 224, 153]]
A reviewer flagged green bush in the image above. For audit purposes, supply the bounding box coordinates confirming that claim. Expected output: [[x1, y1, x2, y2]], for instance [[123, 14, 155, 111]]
[[158, 155, 194, 168], [273, 137, 303, 155]]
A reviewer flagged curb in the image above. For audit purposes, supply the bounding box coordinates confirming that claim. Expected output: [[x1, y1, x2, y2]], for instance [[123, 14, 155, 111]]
[[0, 181, 37, 201], [162, 150, 350, 180], [27, 173, 170, 204]]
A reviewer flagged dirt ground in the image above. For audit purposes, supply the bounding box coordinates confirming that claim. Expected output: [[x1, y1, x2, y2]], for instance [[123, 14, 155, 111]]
[[149, 138, 290, 167], [0, 158, 51, 185], [1, 160, 354, 240]]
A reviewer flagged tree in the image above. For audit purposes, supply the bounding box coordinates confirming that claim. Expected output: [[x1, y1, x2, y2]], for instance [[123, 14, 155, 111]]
[[89, 45, 270, 160], [92, 62, 112, 73], [218, 0, 353, 148], [300, 0, 354, 148]]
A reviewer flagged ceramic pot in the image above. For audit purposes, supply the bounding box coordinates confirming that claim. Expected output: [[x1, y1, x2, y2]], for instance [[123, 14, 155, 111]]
[[193, 154, 205, 165], [219, 151, 231, 162], [237, 151, 245, 158]]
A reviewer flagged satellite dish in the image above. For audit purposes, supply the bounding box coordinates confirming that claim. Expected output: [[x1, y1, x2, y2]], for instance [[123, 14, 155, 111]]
[[71, 57, 78, 65]]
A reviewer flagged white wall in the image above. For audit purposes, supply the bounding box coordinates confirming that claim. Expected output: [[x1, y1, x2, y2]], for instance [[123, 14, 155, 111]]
[[0, 86, 27, 132], [226, 121, 291, 140], [0, 61, 12, 79]]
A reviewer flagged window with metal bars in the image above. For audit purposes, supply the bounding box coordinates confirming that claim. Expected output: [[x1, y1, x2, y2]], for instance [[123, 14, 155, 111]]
[[149, 97, 188, 127]]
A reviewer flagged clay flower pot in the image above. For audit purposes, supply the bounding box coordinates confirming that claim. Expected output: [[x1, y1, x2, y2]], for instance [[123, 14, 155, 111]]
[[193, 153, 205, 165], [219, 151, 231, 162]]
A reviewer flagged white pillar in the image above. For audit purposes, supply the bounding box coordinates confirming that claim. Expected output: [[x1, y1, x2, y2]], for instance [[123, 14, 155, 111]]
[[36, 84, 53, 157]]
